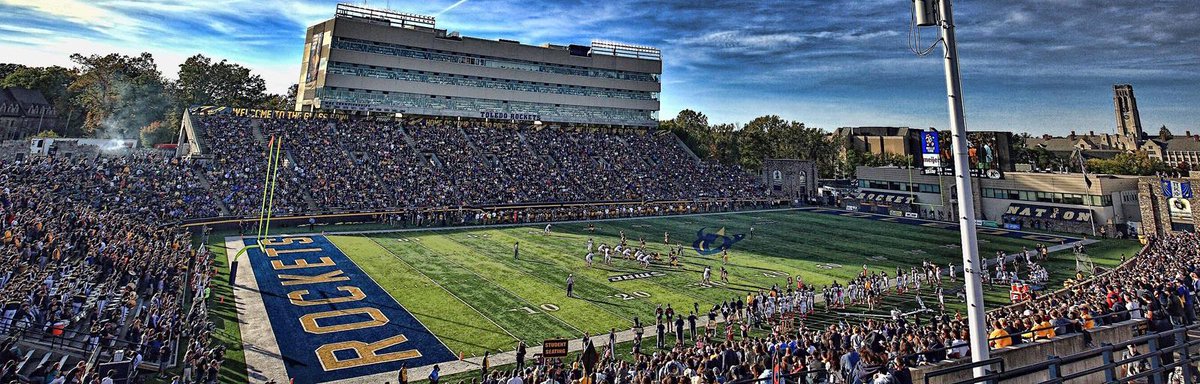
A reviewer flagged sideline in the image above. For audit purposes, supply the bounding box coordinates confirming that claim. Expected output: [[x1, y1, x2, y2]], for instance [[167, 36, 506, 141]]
[[235, 207, 802, 239], [224, 237, 291, 384]]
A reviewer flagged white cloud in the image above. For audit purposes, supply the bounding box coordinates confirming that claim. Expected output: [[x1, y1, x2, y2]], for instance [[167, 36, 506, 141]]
[[0, 24, 55, 35], [0, 0, 132, 29], [435, 0, 469, 16]]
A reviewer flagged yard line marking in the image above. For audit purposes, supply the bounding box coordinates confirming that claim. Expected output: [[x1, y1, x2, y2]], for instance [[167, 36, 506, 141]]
[[404, 234, 585, 335], [359, 235, 522, 344], [470, 229, 709, 321], [448, 230, 644, 325], [324, 236, 457, 360]]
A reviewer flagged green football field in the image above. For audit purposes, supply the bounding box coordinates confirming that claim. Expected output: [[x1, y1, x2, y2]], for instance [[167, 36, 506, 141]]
[[321, 209, 1141, 359]]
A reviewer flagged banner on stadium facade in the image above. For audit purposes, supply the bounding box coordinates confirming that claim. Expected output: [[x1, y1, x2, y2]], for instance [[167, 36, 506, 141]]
[[920, 131, 941, 168], [858, 192, 916, 205], [920, 167, 1003, 179], [480, 111, 541, 122], [1169, 197, 1194, 223], [229, 107, 350, 121], [1004, 203, 1093, 222], [305, 31, 325, 84], [1161, 179, 1194, 199]]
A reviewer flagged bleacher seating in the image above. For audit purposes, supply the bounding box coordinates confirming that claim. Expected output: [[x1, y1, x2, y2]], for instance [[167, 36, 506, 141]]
[[0, 154, 218, 383], [190, 114, 767, 217]]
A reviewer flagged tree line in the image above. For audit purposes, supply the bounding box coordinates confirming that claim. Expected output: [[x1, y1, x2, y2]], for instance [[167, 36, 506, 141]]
[[661, 109, 910, 179], [665, 110, 1183, 178], [0, 52, 295, 146]]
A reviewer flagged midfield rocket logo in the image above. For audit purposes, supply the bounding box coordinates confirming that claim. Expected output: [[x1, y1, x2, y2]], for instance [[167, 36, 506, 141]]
[[691, 227, 746, 256]]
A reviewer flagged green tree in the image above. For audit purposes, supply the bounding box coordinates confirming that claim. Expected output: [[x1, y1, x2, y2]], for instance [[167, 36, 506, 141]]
[[257, 83, 299, 110], [1085, 151, 1170, 175], [0, 63, 25, 81], [139, 120, 176, 146], [710, 123, 739, 164], [663, 109, 712, 159], [737, 115, 788, 170], [1, 66, 75, 105], [1159, 125, 1173, 141], [173, 54, 268, 109], [69, 52, 170, 138]]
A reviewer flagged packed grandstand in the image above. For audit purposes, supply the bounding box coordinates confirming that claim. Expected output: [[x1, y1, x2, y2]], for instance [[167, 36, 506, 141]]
[[0, 110, 1195, 383], [188, 112, 768, 218]]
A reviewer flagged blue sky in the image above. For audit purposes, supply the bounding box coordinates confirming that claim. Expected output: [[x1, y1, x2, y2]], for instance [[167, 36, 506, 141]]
[[1, 0, 1197, 136]]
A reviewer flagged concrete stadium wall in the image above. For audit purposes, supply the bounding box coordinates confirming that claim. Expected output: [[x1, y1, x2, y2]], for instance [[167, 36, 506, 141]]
[[913, 319, 1145, 383]]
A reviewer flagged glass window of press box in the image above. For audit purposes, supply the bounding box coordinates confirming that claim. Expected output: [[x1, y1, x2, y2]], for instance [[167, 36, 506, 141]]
[[981, 188, 1111, 207], [858, 179, 940, 194]]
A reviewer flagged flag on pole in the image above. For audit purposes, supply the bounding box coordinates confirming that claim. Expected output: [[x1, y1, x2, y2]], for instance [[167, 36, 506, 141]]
[[1077, 149, 1092, 190]]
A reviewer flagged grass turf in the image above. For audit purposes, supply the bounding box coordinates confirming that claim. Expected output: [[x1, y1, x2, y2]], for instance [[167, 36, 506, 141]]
[[330, 209, 1142, 359]]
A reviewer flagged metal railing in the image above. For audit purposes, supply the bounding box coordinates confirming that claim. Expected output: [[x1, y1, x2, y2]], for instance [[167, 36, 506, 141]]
[[926, 322, 1200, 384], [0, 315, 179, 371], [907, 309, 1143, 365]]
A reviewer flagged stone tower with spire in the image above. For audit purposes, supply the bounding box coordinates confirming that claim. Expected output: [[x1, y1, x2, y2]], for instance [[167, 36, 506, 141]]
[[1113, 84, 1143, 139]]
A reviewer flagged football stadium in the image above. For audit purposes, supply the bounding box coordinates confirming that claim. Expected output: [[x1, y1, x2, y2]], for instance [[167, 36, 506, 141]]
[[1, 1, 1198, 384]]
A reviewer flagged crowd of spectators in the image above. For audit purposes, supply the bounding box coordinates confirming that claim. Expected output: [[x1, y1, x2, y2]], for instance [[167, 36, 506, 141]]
[[984, 233, 1199, 350], [192, 115, 767, 217], [195, 115, 305, 216], [0, 153, 220, 383]]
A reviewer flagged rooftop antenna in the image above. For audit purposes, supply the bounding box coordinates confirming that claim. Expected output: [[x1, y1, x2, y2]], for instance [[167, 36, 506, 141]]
[[910, 0, 991, 379]]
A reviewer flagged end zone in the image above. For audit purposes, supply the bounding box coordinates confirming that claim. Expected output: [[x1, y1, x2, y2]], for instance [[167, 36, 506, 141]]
[[231, 235, 455, 383]]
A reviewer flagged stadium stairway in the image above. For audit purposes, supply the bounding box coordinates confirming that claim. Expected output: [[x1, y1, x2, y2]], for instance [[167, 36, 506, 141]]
[[327, 121, 360, 164], [280, 147, 319, 211], [397, 124, 420, 151], [425, 152, 445, 169], [250, 119, 319, 212], [515, 130, 531, 147], [613, 134, 656, 168], [669, 131, 702, 162], [192, 171, 232, 216], [516, 130, 559, 167], [180, 110, 209, 157], [15, 350, 77, 380], [249, 119, 266, 143], [456, 126, 481, 152]]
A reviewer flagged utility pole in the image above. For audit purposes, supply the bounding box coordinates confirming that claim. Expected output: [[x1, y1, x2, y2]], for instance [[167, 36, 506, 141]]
[[915, 0, 990, 377]]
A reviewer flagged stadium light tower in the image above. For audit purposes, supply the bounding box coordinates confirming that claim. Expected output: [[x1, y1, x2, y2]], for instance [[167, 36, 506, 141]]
[[913, 0, 990, 378]]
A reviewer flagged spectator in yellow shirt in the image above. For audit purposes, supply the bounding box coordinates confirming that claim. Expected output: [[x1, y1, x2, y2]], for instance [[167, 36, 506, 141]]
[[990, 320, 1012, 348], [1035, 316, 1056, 340], [1080, 306, 1096, 329]]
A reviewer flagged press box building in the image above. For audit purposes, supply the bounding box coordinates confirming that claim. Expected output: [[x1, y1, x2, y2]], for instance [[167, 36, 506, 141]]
[[295, 4, 662, 127]]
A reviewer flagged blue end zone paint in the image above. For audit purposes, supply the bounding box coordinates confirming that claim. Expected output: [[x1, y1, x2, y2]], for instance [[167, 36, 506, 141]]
[[246, 236, 455, 383], [795, 207, 1081, 243]]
